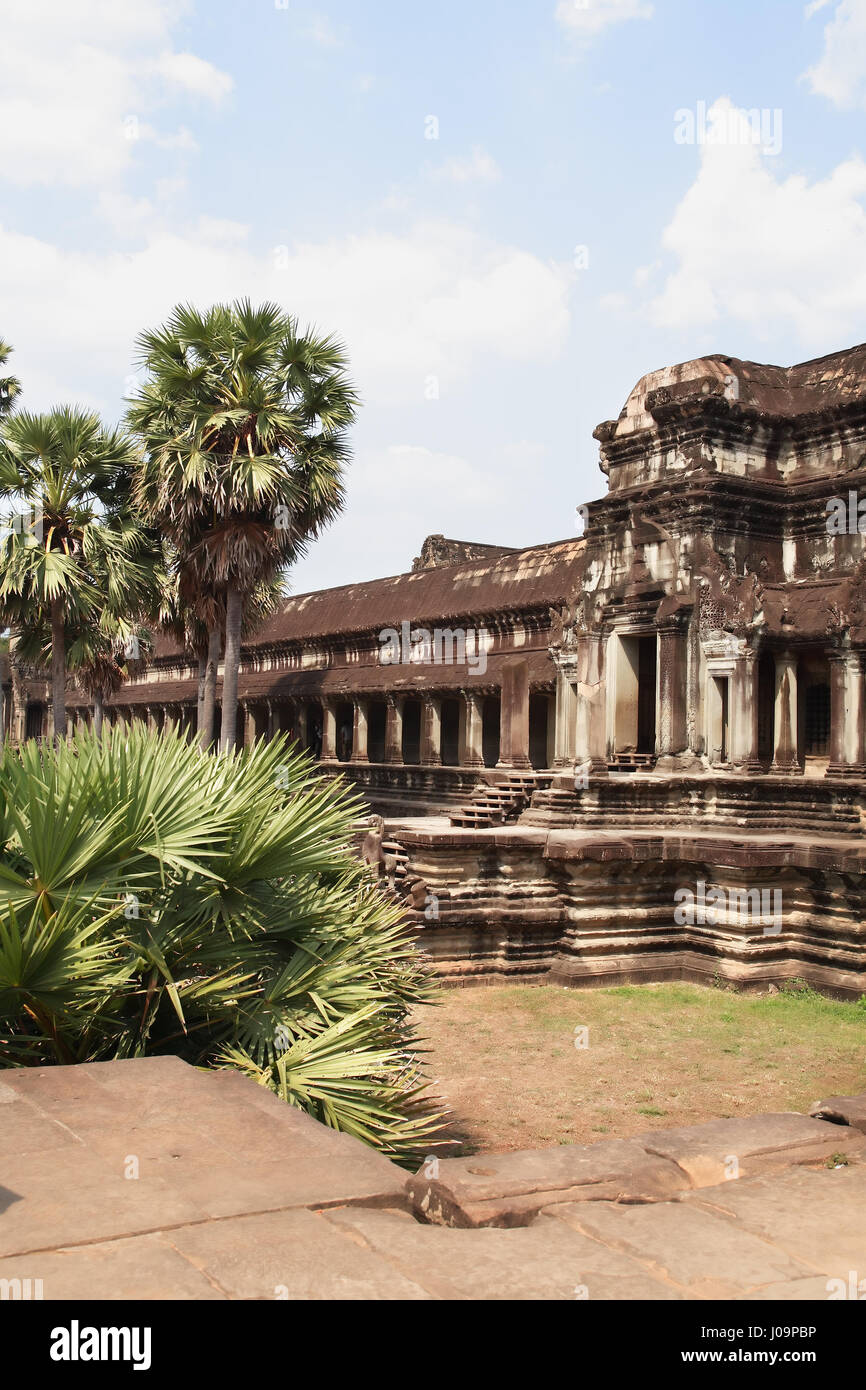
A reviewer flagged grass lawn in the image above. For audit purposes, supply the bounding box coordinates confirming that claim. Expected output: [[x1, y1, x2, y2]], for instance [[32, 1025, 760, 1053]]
[[414, 981, 866, 1155]]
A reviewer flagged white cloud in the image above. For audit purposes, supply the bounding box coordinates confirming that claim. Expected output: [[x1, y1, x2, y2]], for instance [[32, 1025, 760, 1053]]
[[155, 51, 234, 102], [649, 98, 866, 342], [293, 439, 549, 589], [432, 146, 502, 184], [555, 0, 653, 39], [805, 0, 866, 109], [0, 0, 233, 187], [0, 218, 571, 411]]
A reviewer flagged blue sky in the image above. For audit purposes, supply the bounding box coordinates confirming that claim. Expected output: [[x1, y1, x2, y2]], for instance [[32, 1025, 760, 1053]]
[[2, 0, 865, 589]]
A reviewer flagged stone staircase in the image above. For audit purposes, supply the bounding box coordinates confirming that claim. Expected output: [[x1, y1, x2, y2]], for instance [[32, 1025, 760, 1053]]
[[381, 835, 410, 890], [449, 772, 551, 829], [607, 752, 657, 772]]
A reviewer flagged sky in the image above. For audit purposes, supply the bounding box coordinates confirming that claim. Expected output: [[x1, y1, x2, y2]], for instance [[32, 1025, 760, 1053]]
[[1, 0, 865, 592]]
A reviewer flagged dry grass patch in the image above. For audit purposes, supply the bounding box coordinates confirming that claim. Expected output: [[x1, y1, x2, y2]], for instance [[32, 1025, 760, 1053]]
[[414, 981, 866, 1155]]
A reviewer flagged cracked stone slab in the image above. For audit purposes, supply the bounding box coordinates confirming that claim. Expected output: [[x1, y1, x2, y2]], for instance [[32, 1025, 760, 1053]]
[[0, 1234, 225, 1301], [165, 1208, 433, 1300], [0, 1059, 407, 1258], [684, 1162, 866, 1282], [639, 1113, 866, 1187], [406, 1139, 684, 1228], [544, 1197, 815, 1299], [809, 1093, 866, 1134], [324, 1206, 681, 1300]]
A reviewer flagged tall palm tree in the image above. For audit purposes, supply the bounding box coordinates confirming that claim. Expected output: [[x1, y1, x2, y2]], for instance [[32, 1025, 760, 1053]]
[[0, 408, 150, 741], [0, 339, 21, 418], [127, 300, 358, 751]]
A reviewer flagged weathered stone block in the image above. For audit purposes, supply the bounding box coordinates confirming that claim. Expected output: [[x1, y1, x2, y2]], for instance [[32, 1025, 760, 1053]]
[[407, 1139, 684, 1228]]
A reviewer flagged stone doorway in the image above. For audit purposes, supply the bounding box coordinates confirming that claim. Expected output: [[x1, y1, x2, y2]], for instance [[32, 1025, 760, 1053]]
[[482, 696, 501, 767], [367, 700, 387, 762], [799, 650, 831, 764], [757, 652, 775, 764], [440, 698, 460, 765], [529, 693, 550, 768], [613, 633, 656, 753], [402, 699, 421, 764], [708, 674, 731, 764], [336, 701, 353, 761]]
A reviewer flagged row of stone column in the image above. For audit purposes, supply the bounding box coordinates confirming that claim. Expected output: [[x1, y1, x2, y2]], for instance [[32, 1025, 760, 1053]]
[[292, 685, 532, 769], [239, 659, 539, 769], [556, 629, 866, 775]]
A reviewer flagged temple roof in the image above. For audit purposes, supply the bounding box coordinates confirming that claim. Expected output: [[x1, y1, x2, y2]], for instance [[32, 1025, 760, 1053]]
[[153, 537, 585, 656], [608, 342, 866, 440]]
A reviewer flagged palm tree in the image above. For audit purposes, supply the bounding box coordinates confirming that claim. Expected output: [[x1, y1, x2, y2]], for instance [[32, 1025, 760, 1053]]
[[0, 407, 150, 741], [127, 300, 358, 752], [0, 339, 21, 418]]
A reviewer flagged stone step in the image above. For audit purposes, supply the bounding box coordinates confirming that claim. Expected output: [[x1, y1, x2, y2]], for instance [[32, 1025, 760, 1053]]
[[407, 1111, 866, 1229]]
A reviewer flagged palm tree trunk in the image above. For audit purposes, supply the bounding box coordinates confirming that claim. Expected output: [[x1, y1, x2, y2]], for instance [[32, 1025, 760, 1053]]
[[196, 650, 206, 731], [50, 596, 67, 743], [93, 691, 104, 739], [199, 626, 220, 751], [220, 584, 243, 753]]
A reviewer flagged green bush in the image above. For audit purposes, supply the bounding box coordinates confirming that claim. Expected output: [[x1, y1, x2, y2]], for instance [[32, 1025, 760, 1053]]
[[0, 725, 442, 1165]]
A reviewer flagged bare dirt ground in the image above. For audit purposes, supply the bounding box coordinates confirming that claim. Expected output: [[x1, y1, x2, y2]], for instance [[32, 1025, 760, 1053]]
[[413, 981, 866, 1155]]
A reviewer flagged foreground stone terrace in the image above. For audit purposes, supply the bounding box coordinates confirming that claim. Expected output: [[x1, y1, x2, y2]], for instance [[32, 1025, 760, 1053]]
[[2, 1058, 865, 1300]]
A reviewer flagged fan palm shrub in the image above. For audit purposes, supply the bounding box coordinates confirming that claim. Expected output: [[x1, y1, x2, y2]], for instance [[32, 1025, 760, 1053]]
[[0, 724, 441, 1165]]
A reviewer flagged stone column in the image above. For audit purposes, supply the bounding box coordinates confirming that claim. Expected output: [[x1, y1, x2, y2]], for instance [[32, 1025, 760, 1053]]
[[320, 700, 338, 762], [350, 698, 370, 763], [498, 658, 531, 769], [655, 624, 688, 769], [420, 695, 442, 766], [266, 700, 275, 740], [828, 654, 846, 773], [553, 659, 578, 768], [460, 690, 484, 767], [243, 704, 255, 747], [828, 652, 866, 776], [771, 652, 801, 774], [384, 694, 404, 764], [581, 634, 609, 775], [733, 650, 763, 773]]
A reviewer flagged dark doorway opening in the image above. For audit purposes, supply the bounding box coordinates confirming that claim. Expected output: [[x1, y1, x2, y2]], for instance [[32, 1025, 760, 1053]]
[[758, 652, 775, 762], [529, 693, 549, 769], [25, 703, 44, 740], [440, 698, 460, 765], [402, 699, 421, 764], [336, 701, 353, 761], [637, 635, 657, 754], [367, 700, 387, 762], [482, 696, 501, 767]]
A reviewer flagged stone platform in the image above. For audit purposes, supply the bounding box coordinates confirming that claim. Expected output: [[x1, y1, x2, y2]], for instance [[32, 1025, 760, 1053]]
[[394, 812, 866, 995], [1, 1058, 864, 1300]]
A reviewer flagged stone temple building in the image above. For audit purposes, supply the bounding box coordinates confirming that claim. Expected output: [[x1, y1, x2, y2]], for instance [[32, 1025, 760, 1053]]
[[4, 343, 866, 996]]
